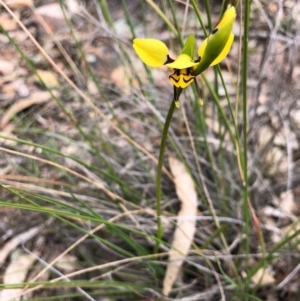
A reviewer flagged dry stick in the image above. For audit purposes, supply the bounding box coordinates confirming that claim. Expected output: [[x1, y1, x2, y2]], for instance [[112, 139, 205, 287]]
[[0, 0, 173, 182]]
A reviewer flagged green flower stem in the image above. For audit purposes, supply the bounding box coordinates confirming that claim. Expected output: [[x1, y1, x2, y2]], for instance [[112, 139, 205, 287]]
[[154, 101, 176, 253], [242, 0, 250, 253], [242, 0, 251, 297]]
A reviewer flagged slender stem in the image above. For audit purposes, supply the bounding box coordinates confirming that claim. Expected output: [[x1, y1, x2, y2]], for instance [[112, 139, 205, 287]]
[[167, 0, 183, 45], [241, 1, 266, 294], [242, 0, 251, 296], [204, 0, 212, 31], [154, 101, 176, 253], [190, 0, 208, 36], [242, 0, 250, 245]]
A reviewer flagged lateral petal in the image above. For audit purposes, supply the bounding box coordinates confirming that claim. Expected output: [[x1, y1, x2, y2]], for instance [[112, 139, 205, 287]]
[[197, 37, 207, 59], [133, 38, 169, 67], [210, 33, 234, 66], [194, 6, 236, 75]]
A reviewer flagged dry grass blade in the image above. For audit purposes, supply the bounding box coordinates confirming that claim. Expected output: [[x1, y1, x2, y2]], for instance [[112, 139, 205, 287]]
[[162, 155, 198, 296]]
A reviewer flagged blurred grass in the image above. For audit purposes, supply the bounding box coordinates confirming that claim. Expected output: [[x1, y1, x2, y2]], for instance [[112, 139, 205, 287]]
[[0, 0, 299, 300]]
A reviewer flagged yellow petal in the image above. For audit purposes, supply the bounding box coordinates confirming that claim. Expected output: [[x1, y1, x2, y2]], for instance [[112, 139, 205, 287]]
[[166, 54, 198, 69], [197, 37, 208, 59], [209, 33, 234, 66], [215, 6, 236, 31], [195, 6, 236, 75], [169, 69, 195, 88], [197, 36, 228, 66], [198, 7, 236, 60], [133, 38, 169, 67]]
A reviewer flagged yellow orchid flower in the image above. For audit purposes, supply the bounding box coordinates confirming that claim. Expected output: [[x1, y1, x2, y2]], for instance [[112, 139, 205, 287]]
[[133, 35, 199, 90], [133, 6, 236, 106]]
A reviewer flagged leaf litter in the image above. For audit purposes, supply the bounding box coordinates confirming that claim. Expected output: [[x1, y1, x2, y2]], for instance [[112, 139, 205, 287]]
[[0, 0, 300, 299], [162, 155, 197, 296]]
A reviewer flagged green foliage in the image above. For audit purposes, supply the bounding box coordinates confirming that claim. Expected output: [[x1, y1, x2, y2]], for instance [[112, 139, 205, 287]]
[[0, 0, 296, 300]]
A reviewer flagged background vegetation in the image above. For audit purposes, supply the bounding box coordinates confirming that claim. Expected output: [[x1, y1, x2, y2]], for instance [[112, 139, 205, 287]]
[[0, 0, 299, 300]]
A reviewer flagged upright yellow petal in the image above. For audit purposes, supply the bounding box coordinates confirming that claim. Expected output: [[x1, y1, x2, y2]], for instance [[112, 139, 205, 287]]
[[198, 34, 234, 66], [166, 54, 198, 69], [215, 6, 236, 31], [198, 7, 236, 58], [197, 37, 207, 58], [210, 33, 234, 66], [133, 38, 169, 67], [194, 6, 236, 75]]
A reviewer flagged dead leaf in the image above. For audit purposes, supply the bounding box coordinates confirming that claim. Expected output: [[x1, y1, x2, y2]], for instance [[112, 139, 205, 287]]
[[0, 91, 53, 129], [258, 126, 273, 151], [35, 2, 68, 19], [66, 0, 81, 15], [55, 254, 78, 273], [0, 123, 18, 146], [2, 83, 17, 99], [5, 0, 33, 9], [34, 3, 69, 33], [0, 251, 38, 301], [279, 190, 296, 218], [251, 267, 276, 286], [111, 66, 131, 95], [87, 78, 98, 95], [35, 69, 59, 87], [162, 155, 197, 296], [291, 109, 300, 127], [0, 59, 15, 75], [0, 14, 18, 31]]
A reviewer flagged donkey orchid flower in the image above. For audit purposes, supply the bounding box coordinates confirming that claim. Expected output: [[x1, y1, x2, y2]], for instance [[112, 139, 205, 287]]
[[133, 6, 236, 107]]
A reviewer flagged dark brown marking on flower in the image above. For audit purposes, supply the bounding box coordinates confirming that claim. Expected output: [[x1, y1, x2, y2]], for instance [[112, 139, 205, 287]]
[[164, 55, 175, 65], [212, 28, 218, 34], [169, 74, 180, 83], [183, 76, 194, 84], [169, 70, 194, 84]]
